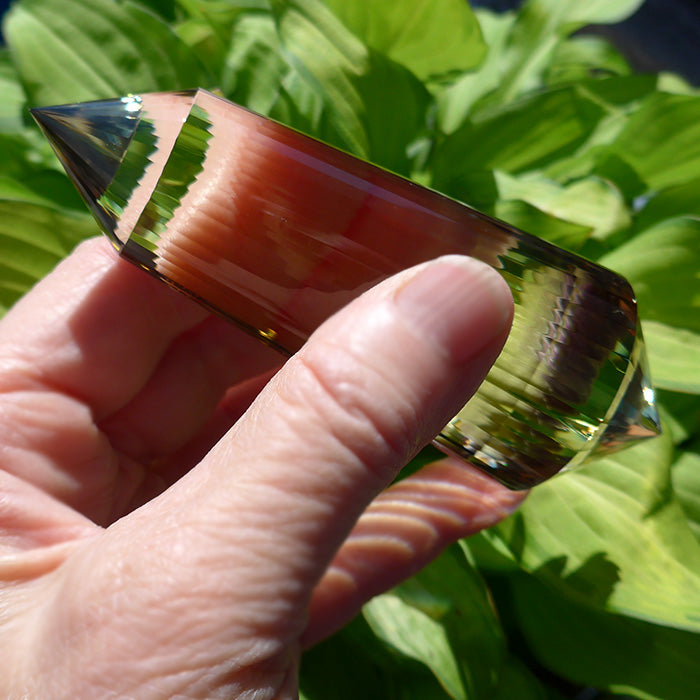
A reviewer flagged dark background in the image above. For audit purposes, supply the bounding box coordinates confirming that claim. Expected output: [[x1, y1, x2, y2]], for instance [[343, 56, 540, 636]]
[[0, 0, 699, 85]]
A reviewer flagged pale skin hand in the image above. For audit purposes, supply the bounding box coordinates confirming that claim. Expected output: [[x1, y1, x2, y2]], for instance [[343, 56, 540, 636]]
[[0, 238, 525, 699]]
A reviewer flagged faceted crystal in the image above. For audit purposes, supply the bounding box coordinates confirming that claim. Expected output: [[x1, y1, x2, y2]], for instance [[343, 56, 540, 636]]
[[31, 89, 661, 489]]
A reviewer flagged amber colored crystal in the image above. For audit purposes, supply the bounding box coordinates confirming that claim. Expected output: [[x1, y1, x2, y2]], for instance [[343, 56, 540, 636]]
[[31, 89, 661, 489]]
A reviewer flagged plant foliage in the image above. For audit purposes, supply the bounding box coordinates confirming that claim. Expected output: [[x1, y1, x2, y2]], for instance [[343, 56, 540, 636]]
[[2, 0, 700, 697]]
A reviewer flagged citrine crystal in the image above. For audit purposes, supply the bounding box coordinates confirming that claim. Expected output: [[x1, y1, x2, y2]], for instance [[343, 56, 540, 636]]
[[32, 89, 661, 489]]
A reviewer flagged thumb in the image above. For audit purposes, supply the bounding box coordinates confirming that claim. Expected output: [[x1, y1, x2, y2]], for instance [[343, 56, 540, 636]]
[[44, 256, 513, 697]]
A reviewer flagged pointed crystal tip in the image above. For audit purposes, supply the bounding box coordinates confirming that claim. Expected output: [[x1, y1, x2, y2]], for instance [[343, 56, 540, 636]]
[[31, 95, 144, 238]]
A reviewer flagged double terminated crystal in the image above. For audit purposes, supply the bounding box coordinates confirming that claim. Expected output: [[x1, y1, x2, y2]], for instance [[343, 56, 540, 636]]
[[31, 89, 661, 489]]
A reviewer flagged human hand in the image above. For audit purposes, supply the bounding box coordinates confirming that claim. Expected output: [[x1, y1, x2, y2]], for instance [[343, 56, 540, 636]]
[[0, 238, 523, 699]]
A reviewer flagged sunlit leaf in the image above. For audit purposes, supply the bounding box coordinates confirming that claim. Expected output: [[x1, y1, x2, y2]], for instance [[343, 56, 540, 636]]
[[600, 217, 700, 335], [431, 86, 604, 200], [320, 0, 486, 83], [269, 0, 430, 173], [494, 171, 630, 242], [4, 0, 211, 105], [0, 191, 96, 315], [607, 92, 700, 191], [492, 429, 700, 632], [642, 321, 700, 394]]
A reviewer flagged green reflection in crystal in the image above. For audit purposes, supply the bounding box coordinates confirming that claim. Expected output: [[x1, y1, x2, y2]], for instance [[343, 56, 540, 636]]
[[130, 103, 213, 257]]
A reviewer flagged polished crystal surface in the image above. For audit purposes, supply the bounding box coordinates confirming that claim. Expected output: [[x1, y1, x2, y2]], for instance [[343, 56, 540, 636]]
[[32, 89, 661, 489]]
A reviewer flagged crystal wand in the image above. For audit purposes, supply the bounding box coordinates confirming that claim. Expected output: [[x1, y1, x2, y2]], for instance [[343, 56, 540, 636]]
[[31, 89, 660, 489]]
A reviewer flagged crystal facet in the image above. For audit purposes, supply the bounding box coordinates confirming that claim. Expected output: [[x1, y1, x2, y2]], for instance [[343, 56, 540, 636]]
[[32, 89, 661, 489]]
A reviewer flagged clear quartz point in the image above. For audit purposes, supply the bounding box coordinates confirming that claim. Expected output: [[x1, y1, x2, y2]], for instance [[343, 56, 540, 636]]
[[31, 89, 661, 489]]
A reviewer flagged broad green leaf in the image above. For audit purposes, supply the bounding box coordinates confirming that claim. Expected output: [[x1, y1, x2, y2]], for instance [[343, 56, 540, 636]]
[[4, 0, 211, 106], [222, 12, 289, 115], [484, 0, 645, 105], [672, 442, 700, 545], [320, 0, 486, 83], [0, 197, 96, 315], [431, 86, 604, 201], [642, 321, 700, 394], [494, 171, 630, 241], [546, 35, 631, 86], [600, 217, 700, 334], [173, 0, 267, 76], [269, 0, 430, 174], [494, 200, 591, 251], [508, 573, 700, 700], [492, 428, 700, 632], [363, 545, 504, 700], [607, 92, 700, 191], [0, 49, 25, 132], [436, 9, 516, 134], [635, 177, 700, 232]]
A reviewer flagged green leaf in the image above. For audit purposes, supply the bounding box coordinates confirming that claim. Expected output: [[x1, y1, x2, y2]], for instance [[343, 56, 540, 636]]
[[672, 441, 700, 545], [642, 321, 700, 394], [222, 12, 289, 114], [492, 428, 700, 632], [0, 49, 26, 133], [607, 92, 700, 191], [0, 193, 96, 316], [599, 217, 700, 335], [431, 86, 604, 201], [4, 0, 211, 106], [545, 35, 631, 86], [320, 0, 486, 84], [483, 0, 645, 105], [269, 0, 430, 174], [300, 615, 453, 700], [508, 573, 700, 700], [635, 177, 700, 232], [436, 9, 516, 134], [363, 545, 504, 700], [494, 171, 630, 242]]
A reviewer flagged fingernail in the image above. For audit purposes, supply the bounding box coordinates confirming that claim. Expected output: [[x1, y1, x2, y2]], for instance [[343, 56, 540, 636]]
[[395, 256, 513, 364]]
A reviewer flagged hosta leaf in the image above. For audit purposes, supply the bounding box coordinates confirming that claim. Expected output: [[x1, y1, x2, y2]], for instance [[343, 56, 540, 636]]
[[600, 217, 700, 334], [672, 441, 700, 545], [300, 616, 453, 700], [436, 9, 516, 133], [508, 573, 700, 700], [483, 0, 645, 105], [546, 35, 631, 86], [635, 177, 700, 232], [4, 0, 210, 105], [269, 0, 430, 174], [222, 12, 289, 115], [363, 545, 504, 700], [607, 92, 700, 191], [0, 49, 25, 132], [431, 86, 604, 201], [494, 171, 630, 241], [492, 428, 700, 632], [320, 0, 486, 83], [642, 321, 700, 394], [0, 195, 96, 316]]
